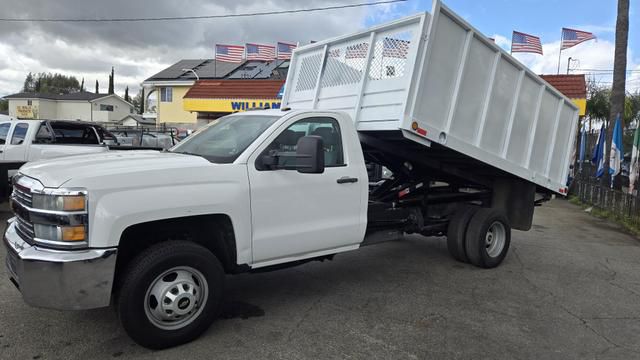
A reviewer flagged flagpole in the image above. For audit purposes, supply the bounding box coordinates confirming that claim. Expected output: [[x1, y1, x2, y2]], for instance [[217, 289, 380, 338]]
[[556, 29, 563, 74], [214, 45, 217, 78], [510, 31, 513, 55]]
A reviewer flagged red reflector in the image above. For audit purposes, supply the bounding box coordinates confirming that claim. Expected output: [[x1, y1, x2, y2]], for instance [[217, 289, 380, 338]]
[[398, 188, 410, 198], [416, 128, 427, 136]]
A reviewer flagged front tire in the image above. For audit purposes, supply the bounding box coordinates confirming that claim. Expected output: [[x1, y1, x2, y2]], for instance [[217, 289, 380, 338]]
[[117, 241, 224, 349], [464, 208, 511, 268]]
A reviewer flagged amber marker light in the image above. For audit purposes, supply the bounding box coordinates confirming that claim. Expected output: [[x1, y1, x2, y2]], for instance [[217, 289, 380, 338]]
[[61, 225, 86, 242]]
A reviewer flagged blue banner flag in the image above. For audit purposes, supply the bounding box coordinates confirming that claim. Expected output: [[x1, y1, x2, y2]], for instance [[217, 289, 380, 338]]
[[609, 114, 623, 186], [591, 123, 606, 178], [579, 125, 586, 172]]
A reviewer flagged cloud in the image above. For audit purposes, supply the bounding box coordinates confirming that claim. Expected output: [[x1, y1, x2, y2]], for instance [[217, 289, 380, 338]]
[[0, 0, 372, 97], [491, 35, 639, 92]]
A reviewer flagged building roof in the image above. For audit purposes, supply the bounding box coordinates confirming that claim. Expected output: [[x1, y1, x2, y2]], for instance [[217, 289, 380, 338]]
[[539, 74, 587, 99], [3, 91, 107, 101], [184, 79, 286, 99], [145, 59, 244, 82], [227, 60, 289, 79], [121, 114, 156, 125]]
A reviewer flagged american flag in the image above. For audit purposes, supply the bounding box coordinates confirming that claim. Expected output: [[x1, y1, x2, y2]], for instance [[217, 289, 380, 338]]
[[561, 28, 596, 50], [246, 43, 275, 61], [382, 38, 409, 58], [216, 44, 244, 62], [277, 42, 296, 60], [346, 43, 369, 59], [511, 31, 543, 55], [328, 48, 341, 58]]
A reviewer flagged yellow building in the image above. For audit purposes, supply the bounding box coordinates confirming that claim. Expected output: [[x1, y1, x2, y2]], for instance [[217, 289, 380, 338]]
[[141, 59, 242, 128], [540, 75, 587, 117]]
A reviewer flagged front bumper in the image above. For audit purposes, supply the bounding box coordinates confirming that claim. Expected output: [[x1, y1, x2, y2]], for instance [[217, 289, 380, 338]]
[[4, 220, 117, 310]]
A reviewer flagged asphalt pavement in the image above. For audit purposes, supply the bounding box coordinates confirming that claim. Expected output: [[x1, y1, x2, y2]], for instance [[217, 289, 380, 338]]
[[1, 199, 640, 360]]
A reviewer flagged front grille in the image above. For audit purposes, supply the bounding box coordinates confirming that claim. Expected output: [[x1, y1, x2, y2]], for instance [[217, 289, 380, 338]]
[[13, 184, 33, 208], [11, 180, 36, 244], [15, 216, 35, 243]]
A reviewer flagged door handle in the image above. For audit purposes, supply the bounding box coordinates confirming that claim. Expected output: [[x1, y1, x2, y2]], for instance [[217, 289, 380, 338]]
[[337, 176, 358, 184]]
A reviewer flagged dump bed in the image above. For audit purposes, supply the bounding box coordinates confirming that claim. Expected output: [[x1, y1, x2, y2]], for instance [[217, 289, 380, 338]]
[[282, 0, 579, 194]]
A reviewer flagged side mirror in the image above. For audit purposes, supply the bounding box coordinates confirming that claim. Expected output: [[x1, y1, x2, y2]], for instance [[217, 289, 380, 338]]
[[296, 136, 324, 174]]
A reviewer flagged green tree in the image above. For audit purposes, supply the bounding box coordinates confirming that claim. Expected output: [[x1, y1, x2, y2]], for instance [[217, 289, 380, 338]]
[[22, 72, 35, 92], [0, 99, 8, 112], [131, 88, 144, 114], [124, 86, 130, 102], [95, 80, 99, 94], [108, 67, 114, 95], [22, 72, 81, 94], [80, 78, 85, 92]]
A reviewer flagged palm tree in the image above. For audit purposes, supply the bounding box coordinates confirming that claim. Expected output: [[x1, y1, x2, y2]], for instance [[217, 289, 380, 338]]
[[603, 0, 629, 188]]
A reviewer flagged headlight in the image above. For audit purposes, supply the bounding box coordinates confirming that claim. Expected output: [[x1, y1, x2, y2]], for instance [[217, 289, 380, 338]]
[[32, 194, 86, 212], [34, 224, 86, 242]]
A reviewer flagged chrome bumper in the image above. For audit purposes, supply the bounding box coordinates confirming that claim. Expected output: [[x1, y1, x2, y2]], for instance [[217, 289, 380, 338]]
[[4, 220, 117, 310]]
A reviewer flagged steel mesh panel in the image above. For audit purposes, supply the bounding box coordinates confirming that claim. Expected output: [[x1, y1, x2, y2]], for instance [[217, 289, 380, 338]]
[[320, 43, 367, 88], [368, 31, 412, 81], [294, 53, 323, 92]]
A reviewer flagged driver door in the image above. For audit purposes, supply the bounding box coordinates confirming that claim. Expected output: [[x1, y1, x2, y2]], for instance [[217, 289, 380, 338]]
[[247, 115, 364, 266]]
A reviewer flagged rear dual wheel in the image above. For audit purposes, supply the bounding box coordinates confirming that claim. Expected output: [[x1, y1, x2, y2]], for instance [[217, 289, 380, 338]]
[[447, 207, 511, 268]]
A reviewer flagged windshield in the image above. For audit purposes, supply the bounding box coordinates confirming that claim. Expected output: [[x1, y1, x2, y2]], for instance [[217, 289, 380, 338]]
[[170, 114, 280, 163]]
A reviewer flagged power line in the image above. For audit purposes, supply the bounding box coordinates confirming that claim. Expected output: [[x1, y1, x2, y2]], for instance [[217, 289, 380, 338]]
[[0, 0, 407, 23], [572, 68, 640, 73]]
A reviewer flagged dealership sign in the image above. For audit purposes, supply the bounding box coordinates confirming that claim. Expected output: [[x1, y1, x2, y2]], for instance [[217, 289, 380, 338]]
[[183, 98, 281, 113]]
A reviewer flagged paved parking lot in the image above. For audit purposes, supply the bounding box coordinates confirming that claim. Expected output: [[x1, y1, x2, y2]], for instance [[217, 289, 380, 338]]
[[1, 199, 640, 360]]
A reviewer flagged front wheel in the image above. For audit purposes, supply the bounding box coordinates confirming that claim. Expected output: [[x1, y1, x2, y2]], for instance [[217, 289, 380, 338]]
[[464, 208, 511, 268], [117, 241, 225, 349]]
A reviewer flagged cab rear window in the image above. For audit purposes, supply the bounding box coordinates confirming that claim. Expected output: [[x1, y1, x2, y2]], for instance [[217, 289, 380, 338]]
[[34, 122, 100, 144]]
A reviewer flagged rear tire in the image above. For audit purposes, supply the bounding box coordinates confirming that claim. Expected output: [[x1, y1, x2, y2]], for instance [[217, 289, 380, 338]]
[[117, 241, 224, 349], [464, 208, 511, 268], [446, 206, 478, 263]]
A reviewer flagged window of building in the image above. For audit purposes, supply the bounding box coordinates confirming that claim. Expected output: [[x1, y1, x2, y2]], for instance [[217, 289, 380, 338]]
[[10, 123, 29, 145], [100, 104, 114, 112], [160, 87, 173, 102], [27, 100, 33, 106], [0, 123, 11, 145]]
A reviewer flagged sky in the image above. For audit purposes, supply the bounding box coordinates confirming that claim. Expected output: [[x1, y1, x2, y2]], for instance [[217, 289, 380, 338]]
[[0, 0, 637, 98]]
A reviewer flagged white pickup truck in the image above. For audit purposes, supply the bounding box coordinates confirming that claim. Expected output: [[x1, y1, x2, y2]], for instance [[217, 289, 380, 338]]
[[4, 1, 579, 350], [0, 119, 111, 162]]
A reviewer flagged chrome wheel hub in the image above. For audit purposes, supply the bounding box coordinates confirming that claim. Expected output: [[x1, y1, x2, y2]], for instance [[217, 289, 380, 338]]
[[144, 266, 208, 330], [485, 221, 506, 258]]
